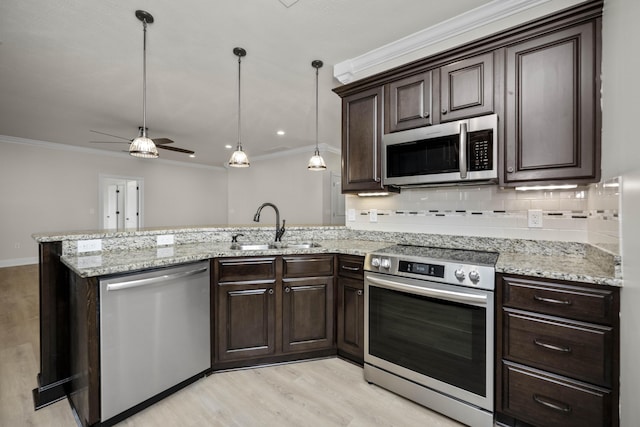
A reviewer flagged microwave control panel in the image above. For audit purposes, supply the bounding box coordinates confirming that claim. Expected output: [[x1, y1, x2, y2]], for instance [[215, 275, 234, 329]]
[[469, 130, 493, 171]]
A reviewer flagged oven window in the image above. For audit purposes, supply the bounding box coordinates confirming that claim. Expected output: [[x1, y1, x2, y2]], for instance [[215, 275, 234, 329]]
[[386, 135, 459, 178], [369, 286, 486, 396]]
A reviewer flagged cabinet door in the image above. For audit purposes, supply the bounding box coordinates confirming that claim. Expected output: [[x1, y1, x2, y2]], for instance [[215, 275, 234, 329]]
[[385, 71, 433, 132], [216, 282, 276, 362], [503, 22, 600, 184], [440, 52, 494, 122], [342, 87, 385, 193], [282, 277, 334, 353], [336, 276, 364, 363]]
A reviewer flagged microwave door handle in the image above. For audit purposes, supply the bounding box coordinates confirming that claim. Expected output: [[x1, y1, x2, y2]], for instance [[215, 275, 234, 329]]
[[459, 122, 468, 179]]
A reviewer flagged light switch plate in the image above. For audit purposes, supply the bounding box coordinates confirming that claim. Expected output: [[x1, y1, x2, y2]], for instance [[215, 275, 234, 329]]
[[77, 239, 102, 253], [157, 234, 175, 246], [528, 209, 543, 228], [369, 209, 378, 223]]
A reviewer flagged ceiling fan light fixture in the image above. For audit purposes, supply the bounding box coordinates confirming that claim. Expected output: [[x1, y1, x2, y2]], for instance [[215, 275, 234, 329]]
[[229, 47, 250, 168], [129, 136, 159, 158], [308, 59, 326, 171]]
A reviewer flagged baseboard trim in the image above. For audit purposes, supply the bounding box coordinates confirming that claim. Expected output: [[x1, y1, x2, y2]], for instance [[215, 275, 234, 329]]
[[0, 257, 38, 268]]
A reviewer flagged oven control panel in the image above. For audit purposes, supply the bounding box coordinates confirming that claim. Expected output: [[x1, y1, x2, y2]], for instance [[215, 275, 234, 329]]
[[398, 260, 444, 278]]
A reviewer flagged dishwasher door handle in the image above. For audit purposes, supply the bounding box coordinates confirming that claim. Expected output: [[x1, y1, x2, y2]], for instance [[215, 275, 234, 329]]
[[106, 266, 208, 291]]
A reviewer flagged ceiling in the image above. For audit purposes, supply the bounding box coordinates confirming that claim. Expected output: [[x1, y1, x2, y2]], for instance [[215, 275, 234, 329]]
[[0, 0, 492, 167]]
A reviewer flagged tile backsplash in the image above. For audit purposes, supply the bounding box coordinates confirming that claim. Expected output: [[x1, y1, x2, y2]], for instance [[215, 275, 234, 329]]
[[345, 180, 620, 254]]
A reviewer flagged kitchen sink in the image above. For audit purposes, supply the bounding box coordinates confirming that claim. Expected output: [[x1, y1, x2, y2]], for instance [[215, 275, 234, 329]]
[[229, 242, 277, 250], [229, 242, 321, 250], [283, 242, 321, 249]]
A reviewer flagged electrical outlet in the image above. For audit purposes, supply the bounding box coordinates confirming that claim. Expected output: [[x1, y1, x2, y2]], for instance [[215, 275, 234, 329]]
[[369, 209, 378, 223], [157, 234, 175, 246], [77, 239, 102, 253], [528, 209, 543, 228], [347, 209, 356, 222]]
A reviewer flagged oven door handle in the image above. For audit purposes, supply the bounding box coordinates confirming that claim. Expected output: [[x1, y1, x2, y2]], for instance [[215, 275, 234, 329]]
[[366, 275, 487, 306]]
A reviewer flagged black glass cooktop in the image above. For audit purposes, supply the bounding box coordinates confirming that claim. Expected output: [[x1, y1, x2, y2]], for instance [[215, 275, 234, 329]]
[[374, 244, 499, 267]]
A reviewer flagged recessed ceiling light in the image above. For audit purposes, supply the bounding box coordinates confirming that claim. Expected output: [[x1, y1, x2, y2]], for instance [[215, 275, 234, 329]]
[[189, 154, 196, 158], [225, 144, 233, 149], [277, 130, 285, 136]]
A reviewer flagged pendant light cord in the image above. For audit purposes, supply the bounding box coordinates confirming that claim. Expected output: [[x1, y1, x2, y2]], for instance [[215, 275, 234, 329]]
[[315, 65, 319, 153], [142, 19, 148, 138], [237, 54, 242, 150]]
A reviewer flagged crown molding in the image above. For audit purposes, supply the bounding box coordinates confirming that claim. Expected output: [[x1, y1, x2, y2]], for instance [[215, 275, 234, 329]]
[[0, 135, 227, 171], [333, 0, 552, 84]]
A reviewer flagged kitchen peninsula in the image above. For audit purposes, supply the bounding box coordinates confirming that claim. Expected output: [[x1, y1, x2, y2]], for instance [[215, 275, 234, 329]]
[[32, 225, 621, 426]]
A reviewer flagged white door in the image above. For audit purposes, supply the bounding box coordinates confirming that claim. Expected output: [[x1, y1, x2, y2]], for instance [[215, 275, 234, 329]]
[[100, 175, 143, 230]]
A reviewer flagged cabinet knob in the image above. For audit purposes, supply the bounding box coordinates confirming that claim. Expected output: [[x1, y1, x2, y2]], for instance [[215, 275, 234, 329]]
[[268, 288, 274, 295], [441, 108, 447, 115], [357, 290, 363, 296], [285, 287, 290, 293], [507, 166, 514, 173]]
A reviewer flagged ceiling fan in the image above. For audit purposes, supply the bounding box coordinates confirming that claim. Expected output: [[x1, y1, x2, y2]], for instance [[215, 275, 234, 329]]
[[90, 128, 195, 155], [90, 10, 194, 157]]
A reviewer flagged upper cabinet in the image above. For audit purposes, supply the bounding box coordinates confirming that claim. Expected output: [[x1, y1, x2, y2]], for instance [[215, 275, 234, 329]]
[[334, 1, 602, 192], [502, 21, 601, 185], [341, 87, 386, 193], [385, 71, 434, 132], [440, 52, 494, 123], [385, 52, 494, 133]]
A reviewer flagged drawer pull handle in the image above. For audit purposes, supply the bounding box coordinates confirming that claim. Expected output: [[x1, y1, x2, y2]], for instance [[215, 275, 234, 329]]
[[533, 394, 572, 413], [341, 265, 360, 272], [533, 295, 572, 306], [533, 339, 572, 353]]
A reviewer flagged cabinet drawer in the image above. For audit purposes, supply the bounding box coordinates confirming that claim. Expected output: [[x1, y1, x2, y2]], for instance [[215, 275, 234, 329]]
[[501, 362, 611, 427], [504, 309, 612, 387], [502, 276, 616, 324], [216, 257, 277, 282], [337, 255, 364, 280], [283, 256, 334, 278]]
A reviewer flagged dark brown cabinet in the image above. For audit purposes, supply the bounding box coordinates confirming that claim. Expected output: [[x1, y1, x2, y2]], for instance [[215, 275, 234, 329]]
[[496, 274, 619, 427], [502, 21, 601, 185], [385, 71, 434, 132], [439, 52, 494, 122], [341, 87, 386, 193], [336, 255, 365, 364], [214, 255, 335, 368]]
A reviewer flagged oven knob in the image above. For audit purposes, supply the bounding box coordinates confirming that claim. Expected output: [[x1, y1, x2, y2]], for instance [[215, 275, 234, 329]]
[[454, 269, 466, 280], [380, 258, 391, 269], [371, 257, 381, 268], [468, 270, 480, 283]]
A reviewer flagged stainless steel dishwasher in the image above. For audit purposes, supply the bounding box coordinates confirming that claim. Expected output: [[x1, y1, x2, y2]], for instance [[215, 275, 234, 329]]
[[99, 261, 210, 422]]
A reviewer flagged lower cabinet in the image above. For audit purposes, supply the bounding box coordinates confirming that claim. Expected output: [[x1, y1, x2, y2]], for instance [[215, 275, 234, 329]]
[[496, 274, 619, 427], [214, 255, 335, 367], [336, 255, 365, 364]]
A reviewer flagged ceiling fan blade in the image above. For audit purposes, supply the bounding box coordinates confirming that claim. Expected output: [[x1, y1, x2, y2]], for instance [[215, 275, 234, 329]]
[[152, 138, 173, 145], [157, 145, 194, 154], [90, 130, 133, 141]]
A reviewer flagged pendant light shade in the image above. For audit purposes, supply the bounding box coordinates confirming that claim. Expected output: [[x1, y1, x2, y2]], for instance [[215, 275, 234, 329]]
[[308, 60, 326, 171], [229, 47, 250, 167], [130, 10, 159, 159]]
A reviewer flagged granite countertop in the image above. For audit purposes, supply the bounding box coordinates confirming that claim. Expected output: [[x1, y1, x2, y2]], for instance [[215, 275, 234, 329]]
[[59, 237, 621, 287], [62, 240, 390, 278]]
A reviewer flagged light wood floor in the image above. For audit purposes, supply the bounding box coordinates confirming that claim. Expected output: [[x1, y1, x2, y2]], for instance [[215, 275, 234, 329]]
[[0, 265, 464, 427]]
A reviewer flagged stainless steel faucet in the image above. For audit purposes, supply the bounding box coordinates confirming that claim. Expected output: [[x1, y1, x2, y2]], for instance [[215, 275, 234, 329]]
[[253, 203, 286, 242]]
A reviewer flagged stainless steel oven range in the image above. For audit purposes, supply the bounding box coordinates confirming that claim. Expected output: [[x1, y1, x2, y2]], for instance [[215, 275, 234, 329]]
[[364, 245, 498, 427]]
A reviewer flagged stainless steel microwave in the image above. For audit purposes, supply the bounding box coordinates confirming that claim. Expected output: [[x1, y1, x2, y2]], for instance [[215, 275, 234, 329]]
[[382, 114, 498, 187]]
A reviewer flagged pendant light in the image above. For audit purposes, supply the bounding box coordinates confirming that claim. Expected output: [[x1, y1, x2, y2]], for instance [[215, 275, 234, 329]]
[[129, 10, 159, 158], [228, 47, 250, 167], [308, 60, 326, 171]]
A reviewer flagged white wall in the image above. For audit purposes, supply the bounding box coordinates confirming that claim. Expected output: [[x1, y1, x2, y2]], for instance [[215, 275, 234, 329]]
[[0, 139, 228, 265], [600, 0, 640, 424], [227, 148, 341, 226]]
